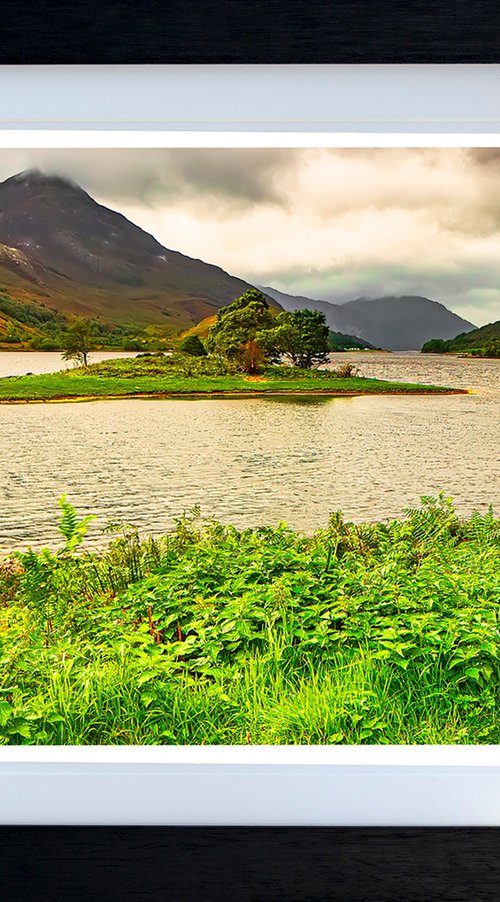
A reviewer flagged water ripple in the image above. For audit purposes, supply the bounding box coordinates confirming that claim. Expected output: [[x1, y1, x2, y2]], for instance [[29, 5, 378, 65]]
[[0, 352, 498, 550]]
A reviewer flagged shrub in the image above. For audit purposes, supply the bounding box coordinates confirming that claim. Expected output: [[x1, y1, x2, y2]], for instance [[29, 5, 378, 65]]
[[331, 362, 360, 378], [180, 335, 207, 357]]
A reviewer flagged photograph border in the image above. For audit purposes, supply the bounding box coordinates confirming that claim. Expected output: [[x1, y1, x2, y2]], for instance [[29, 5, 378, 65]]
[[0, 71, 499, 825]]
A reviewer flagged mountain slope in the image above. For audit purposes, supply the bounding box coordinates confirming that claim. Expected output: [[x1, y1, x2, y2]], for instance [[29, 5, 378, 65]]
[[263, 287, 476, 350], [327, 331, 375, 351], [422, 320, 500, 356], [0, 285, 68, 343], [0, 170, 266, 330]]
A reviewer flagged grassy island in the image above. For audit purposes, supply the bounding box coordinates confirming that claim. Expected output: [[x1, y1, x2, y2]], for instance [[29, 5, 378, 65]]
[[0, 353, 462, 402], [0, 495, 498, 745]]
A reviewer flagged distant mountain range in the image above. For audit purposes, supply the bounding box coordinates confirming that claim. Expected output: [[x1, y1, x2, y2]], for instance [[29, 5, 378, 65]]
[[0, 169, 478, 351], [262, 287, 477, 351]]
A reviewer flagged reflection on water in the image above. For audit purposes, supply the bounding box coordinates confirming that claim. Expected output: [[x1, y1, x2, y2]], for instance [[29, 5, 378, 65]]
[[0, 352, 498, 549]]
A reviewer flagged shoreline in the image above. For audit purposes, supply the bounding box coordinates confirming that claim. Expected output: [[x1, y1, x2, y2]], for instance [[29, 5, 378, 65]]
[[0, 387, 469, 404]]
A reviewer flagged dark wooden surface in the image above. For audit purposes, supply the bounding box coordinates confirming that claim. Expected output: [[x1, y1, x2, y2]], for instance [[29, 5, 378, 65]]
[[1, 1, 499, 64], [0, 827, 499, 900]]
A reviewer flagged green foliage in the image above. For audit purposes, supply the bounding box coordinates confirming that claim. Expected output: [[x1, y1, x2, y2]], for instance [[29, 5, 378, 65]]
[[57, 495, 95, 553], [61, 317, 97, 367], [28, 336, 61, 350], [262, 309, 330, 368], [180, 334, 207, 357], [206, 289, 275, 373], [12, 497, 95, 636], [0, 290, 67, 330], [207, 294, 332, 371], [421, 338, 447, 353], [422, 321, 500, 357], [328, 330, 373, 351], [0, 498, 498, 745], [0, 288, 176, 352]]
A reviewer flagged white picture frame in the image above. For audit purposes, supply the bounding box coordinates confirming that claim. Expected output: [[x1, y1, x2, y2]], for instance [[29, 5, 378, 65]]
[[0, 64, 499, 826]]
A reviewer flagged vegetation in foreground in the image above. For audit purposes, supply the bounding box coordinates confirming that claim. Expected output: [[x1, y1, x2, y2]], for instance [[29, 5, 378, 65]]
[[422, 320, 500, 357], [0, 495, 498, 745]]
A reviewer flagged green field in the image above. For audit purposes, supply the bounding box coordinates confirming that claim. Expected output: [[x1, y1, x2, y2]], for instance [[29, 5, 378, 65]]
[[0, 355, 459, 401], [0, 495, 498, 745]]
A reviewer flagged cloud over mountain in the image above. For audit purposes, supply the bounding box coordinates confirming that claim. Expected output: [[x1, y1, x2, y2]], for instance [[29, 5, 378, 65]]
[[0, 147, 499, 325]]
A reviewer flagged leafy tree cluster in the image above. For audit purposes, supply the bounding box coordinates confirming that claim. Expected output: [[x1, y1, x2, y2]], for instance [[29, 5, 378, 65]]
[[206, 289, 274, 373], [0, 292, 66, 330], [0, 291, 68, 345], [206, 289, 330, 373], [262, 308, 330, 369]]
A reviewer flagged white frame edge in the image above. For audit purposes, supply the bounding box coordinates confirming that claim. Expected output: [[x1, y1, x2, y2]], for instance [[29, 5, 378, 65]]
[[0, 65, 499, 825], [0, 65, 500, 133], [0, 749, 499, 825]]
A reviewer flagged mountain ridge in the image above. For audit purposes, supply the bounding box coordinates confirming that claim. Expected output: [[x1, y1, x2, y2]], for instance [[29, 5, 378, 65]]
[[0, 170, 479, 350], [0, 169, 266, 330], [262, 286, 477, 350]]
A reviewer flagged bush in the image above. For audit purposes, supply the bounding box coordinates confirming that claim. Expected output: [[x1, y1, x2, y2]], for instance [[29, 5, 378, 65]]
[[180, 335, 207, 357], [331, 362, 360, 378]]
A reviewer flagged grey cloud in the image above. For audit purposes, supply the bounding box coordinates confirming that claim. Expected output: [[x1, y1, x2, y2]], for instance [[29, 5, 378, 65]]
[[0, 147, 500, 325], [0, 148, 299, 208], [468, 148, 500, 167]]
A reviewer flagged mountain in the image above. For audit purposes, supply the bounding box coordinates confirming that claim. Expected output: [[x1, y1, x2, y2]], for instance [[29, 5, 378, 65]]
[[327, 331, 375, 351], [262, 287, 477, 350], [422, 320, 500, 357], [0, 170, 479, 350], [0, 169, 266, 331]]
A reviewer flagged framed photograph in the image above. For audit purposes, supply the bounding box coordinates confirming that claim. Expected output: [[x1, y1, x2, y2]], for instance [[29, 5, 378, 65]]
[[0, 63, 499, 898]]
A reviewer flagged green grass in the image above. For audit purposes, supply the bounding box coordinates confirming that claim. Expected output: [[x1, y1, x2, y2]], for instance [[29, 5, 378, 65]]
[[0, 495, 498, 745], [0, 354, 459, 401]]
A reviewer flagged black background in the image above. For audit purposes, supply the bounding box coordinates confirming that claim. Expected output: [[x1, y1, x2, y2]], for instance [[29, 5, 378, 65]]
[[0, 827, 499, 900], [1, 0, 499, 63]]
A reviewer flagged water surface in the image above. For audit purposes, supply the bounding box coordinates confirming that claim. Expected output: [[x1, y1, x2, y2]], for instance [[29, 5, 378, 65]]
[[0, 351, 498, 549]]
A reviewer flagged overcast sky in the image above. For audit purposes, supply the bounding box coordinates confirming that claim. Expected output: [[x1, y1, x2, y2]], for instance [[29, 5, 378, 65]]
[[1, 147, 500, 326]]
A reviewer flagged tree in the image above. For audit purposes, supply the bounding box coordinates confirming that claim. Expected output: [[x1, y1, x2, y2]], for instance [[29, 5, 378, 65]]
[[206, 289, 275, 373], [180, 334, 207, 357], [483, 339, 500, 358], [421, 338, 447, 354], [61, 318, 97, 367], [262, 308, 330, 369]]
